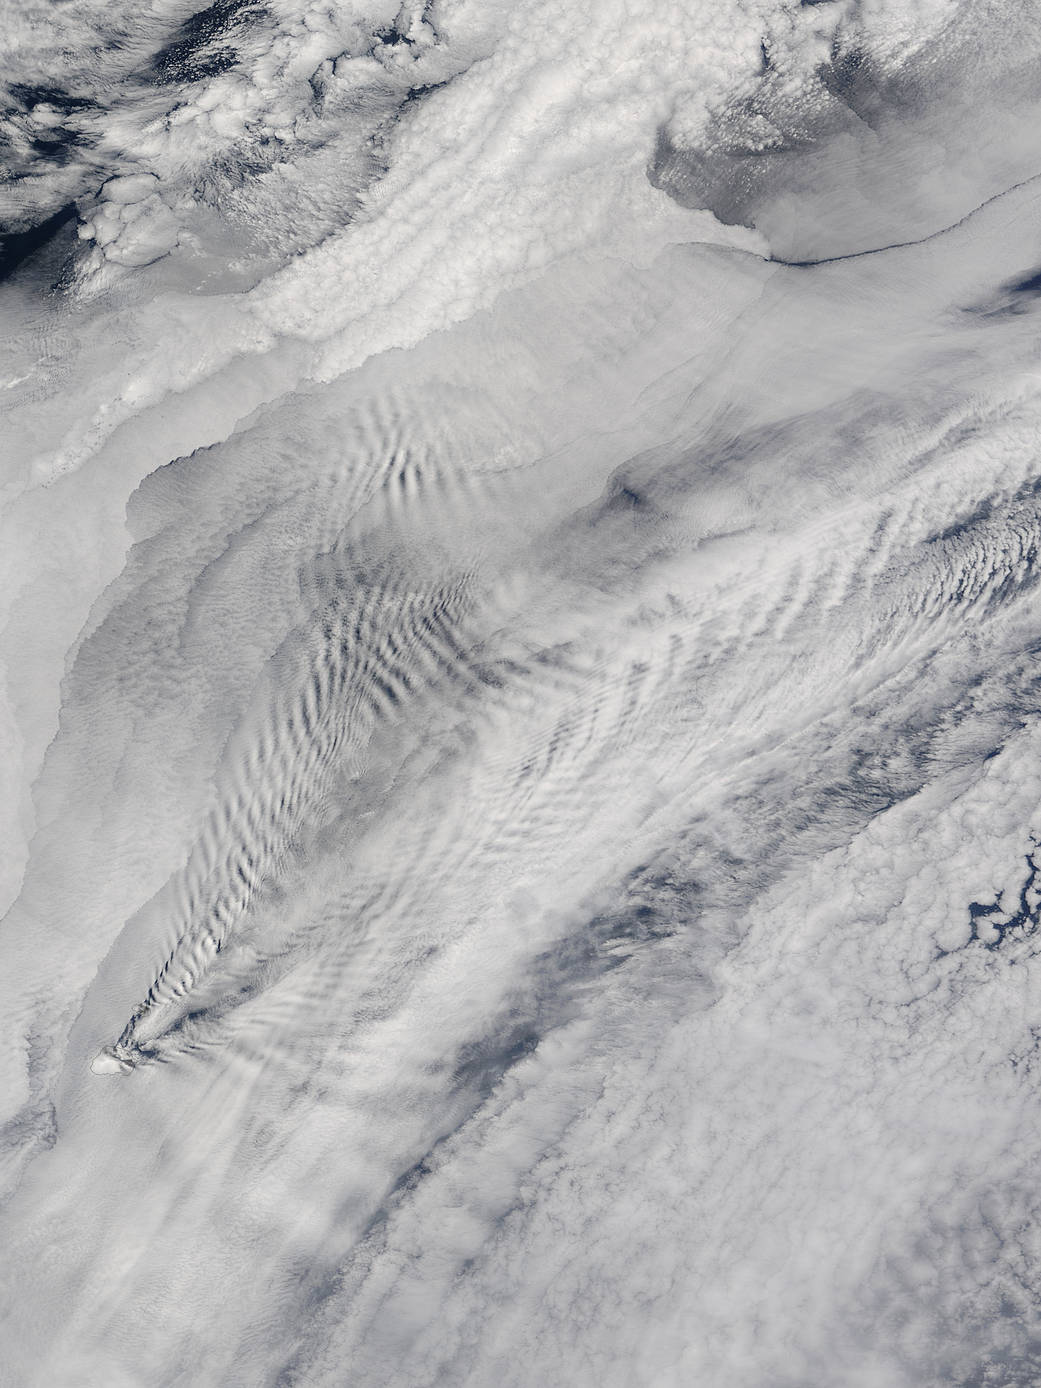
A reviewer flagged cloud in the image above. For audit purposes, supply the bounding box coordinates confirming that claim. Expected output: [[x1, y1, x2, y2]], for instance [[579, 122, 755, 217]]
[[6, 1, 1041, 1385]]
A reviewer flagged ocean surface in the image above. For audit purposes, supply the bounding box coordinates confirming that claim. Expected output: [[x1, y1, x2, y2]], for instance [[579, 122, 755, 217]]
[[4, 0, 1041, 1383]]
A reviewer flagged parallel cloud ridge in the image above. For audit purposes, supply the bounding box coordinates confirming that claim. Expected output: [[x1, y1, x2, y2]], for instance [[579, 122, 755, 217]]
[[5, 0, 1041, 1384]]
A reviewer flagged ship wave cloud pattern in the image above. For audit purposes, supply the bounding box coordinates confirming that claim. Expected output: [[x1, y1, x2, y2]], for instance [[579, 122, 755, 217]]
[[4, 0, 1041, 1384]]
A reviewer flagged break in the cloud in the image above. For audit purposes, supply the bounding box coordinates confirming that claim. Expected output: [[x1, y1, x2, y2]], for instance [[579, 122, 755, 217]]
[[5, 0, 1041, 1384]]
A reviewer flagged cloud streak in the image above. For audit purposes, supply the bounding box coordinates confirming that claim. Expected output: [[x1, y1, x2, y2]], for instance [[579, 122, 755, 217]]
[[6, 0, 1041, 1384]]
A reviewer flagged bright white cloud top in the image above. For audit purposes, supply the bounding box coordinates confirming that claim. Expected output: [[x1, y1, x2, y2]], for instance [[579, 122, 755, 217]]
[[3, 0, 1041, 1383]]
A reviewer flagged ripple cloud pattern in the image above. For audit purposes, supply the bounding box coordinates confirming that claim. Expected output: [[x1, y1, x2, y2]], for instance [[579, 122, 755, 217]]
[[5, 0, 1041, 1384]]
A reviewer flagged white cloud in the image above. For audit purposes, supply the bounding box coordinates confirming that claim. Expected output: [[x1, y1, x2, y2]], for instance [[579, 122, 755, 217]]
[[6, 0, 1041, 1385]]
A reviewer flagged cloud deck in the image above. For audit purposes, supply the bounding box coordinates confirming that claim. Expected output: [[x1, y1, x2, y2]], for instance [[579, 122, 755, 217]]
[[4, 0, 1041, 1384]]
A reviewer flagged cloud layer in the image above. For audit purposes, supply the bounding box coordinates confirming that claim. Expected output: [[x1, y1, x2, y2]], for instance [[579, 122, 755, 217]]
[[5, 0, 1041, 1384]]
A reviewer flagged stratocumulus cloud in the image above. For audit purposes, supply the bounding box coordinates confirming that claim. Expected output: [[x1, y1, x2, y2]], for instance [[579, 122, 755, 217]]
[[5, 0, 1041, 1384]]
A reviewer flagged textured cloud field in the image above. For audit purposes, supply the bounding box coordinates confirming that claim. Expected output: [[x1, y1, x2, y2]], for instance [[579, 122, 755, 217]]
[[5, 0, 1041, 1383]]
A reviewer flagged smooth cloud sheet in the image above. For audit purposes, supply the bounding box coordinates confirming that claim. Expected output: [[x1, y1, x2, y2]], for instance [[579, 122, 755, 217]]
[[4, 0, 1041, 1384]]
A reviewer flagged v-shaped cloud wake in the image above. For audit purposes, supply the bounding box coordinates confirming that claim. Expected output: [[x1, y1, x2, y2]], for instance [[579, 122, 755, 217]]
[[6, 0, 1041, 1384]]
